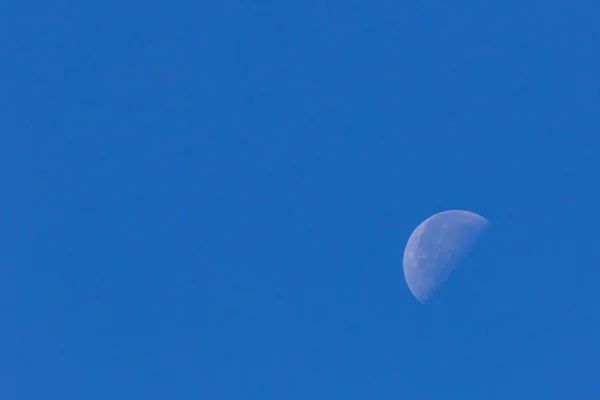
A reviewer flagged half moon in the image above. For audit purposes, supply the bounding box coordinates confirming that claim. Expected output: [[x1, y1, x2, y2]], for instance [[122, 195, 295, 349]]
[[403, 210, 489, 303]]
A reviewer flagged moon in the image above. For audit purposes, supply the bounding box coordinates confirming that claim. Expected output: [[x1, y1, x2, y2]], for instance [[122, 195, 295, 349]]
[[403, 210, 489, 303]]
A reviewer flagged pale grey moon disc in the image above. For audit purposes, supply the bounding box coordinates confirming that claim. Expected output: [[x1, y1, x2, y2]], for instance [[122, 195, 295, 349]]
[[403, 210, 489, 303]]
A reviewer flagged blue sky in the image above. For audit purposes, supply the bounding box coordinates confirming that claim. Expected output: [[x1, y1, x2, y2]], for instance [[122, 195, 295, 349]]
[[2, 2, 599, 399]]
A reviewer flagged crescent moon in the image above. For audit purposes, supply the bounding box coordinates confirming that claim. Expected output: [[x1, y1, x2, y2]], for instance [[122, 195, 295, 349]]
[[403, 210, 489, 303]]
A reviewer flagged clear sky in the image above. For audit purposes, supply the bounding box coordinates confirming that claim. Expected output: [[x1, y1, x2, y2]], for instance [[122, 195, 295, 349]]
[[2, 2, 599, 399]]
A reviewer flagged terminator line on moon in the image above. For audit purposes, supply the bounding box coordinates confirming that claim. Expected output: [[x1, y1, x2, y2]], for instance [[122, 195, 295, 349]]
[[403, 210, 489, 303]]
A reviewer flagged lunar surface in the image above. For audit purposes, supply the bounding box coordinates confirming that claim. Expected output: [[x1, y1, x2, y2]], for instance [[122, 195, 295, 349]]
[[403, 210, 489, 303]]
